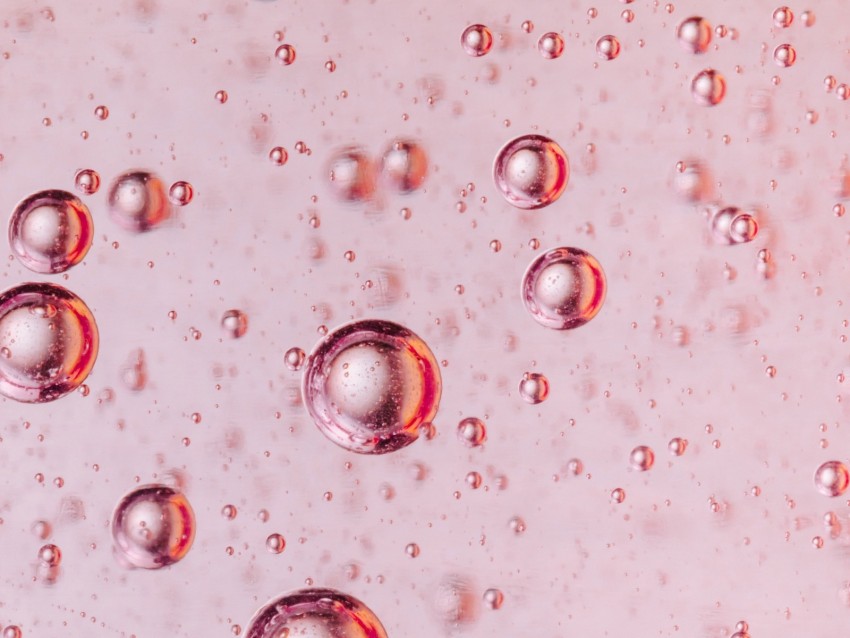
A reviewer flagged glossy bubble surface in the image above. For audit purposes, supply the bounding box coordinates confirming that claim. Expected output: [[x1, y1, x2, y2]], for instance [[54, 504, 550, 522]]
[[521, 247, 606, 330], [107, 170, 171, 232], [814, 461, 850, 497], [493, 135, 569, 210], [0, 283, 99, 403], [691, 69, 726, 106], [302, 320, 442, 454], [461, 24, 493, 57], [245, 588, 388, 638], [380, 139, 428, 193], [677, 16, 712, 53], [8, 190, 93, 274], [327, 147, 375, 202], [111, 484, 196, 569]]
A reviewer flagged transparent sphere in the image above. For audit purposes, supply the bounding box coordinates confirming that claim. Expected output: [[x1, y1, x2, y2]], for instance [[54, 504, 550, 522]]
[[538, 32, 565, 59], [773, 43, 796, 67], [691, 69, 726, 106], [221, 309, 249, 338], [521, 247, 607, 330], [107, 170, 171, 232], [518, 372, 549, 404], [0, 283, 99, 403], [772, 6, 793, 27], [302, 319, 442, 454], [326, 147, 375, 202], [814, 461, 850, 497], [677, 16, 712, 53], [8, 190, 93, 274], [74, 168, 101, 195], [461, 24, 493, 57], [493, 134, 569, 210], [629, 445, 655, 471], [245, 588, 388, 638], [595, 35, 621, 60], [729, 213, 758, 244], [380, 139, 428, 193], [275, 43, 296, 65], [168, 181, 194, 206], [111, 484, 196, 569], [457, 417, 487, 447]]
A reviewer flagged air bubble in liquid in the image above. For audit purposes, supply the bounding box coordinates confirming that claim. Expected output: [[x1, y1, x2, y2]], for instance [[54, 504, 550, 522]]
[[326, 147, 375, 202], [8, 190, 93, 274], [380, 139, 428, 193], [596, 35, 620, 60], [221, 309, 249, 339], [74, 169, 100, 195], [493, 134, 569, 210], [461, 24, 493, 57], [457, 417, 487, 447], [677, 16, 712, 53], [521, 247, 606, 330], [275, 44, 296, 65], [168, 181, 194, 206], [814, 461, 850, 497], [302, 320, 442, 454], [773, 44, 796, 67], [691, 69, 726, 106], [265, 533, 285, 554], [630, 446, 655, 471], [244, 588, 388, 638], [772, 6, 793, 27], [538, 32, 565, 59], [0, 283, 99, 403], [518, 372, 549, 404], [111, 484, 195, 569], [284, 347, 306, 371], [107, 170, 171, 232]]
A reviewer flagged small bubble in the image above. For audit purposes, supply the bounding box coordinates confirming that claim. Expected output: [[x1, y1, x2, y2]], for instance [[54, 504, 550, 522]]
[[221, 309, 248, 339], [668, 437, 688, 456], [380, 139, 428, 193], [483, 588, 504, 610], [465, 471, 482, 489], [31, 520, 51, 539], [691, 69, 726, 106], [518, 372, 550, 404], [3, 627, 22, 638], [269, 146, 288, 166], [461, 24, 493, 57], [221, 504, 237, 520], [405, 543, 420, 558], [629, 445, 655, 471], [773, 44, 796, 67], [801, 10, 815, 26], [38, 543, 61, 566], [284, 347, 306, 371], [168, 181, 194, 206], [265, 533, 286, 554], [772, 6, 793, 27], [493, 134, 569, 209], [74, 169, 101, 195], [457, 417, 487, 447], [508, 515, 526, 534], [107, 170, 171, 232], [489, 239, 502, 252], [343, 250, 356, 262], [729, 213, 759, 244], [215, 90, 228, 104], [94, 105, 109, 120], [814, 460, 850, 497], [677, 16, 712, 53], [275, 44, 296, 65], [595, 35, 621, 60], [537, 32, 564, 59], [327, 147, 375, 202], [324, 59, 336, 72]]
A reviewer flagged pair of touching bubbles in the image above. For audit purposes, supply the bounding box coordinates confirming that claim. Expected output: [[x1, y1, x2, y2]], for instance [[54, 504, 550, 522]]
[[303, 133, 605, 457]]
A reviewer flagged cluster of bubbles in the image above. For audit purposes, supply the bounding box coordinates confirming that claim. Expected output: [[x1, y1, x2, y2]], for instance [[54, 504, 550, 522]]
[[462, 23, 567, 60], [675, 16, 726, 106], [708, 206, 759, 245], [244, 588, 388, 638], [326, 140, 427, 203]]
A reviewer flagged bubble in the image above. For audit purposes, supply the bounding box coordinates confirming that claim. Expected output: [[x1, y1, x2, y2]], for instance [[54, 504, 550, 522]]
[[380, 139, 428, 193], [773, 43, 796, 67], [461, 24, 493, 57], [37, 543, 61, 566], [610, 487, 626, 503], [801, 10, 814, 26], [3, 627, 22, 638], [814, 461, 850, 497], [772, 6, 793, 27], [483, 588, 504, 610], [521, 247, 606, 330], [595, 35, 621, 60], [244, 588, 388, 638], [302, 319, 442, 454], [74, 169, 100, 195], [168, 181, 194, 206], [729, 213, 758, 244], [629, 446, 655, 471], [269, 146, 288, 166], [518, 372, 549, 404], [215, 90, 228, 103], [284, 347, 305, 371], [94, 105, 109, 120], [691, 71, 728, 108], [327, 147, 375, 202], [537, 32, 565, 59], [0, 283, 99, 403], [265, 533, 286, 554], [221, 309, 249, 338], [31, 520, 51, 539], [457, 417, 486, 447], [275, 43, 296, 65], [465, 471, 482, 488], [434, 576, 479, 628], [493, 134, 569, 209], [221, 504, 238, 520], [674, 160, 711, 202], [107, 170, 171, 232], [668, 437, 688, 455], [111, 484, 195, 569], [405, 542, 420, 557], [8, 190, 93, 274], [677, 16, 712, 53]]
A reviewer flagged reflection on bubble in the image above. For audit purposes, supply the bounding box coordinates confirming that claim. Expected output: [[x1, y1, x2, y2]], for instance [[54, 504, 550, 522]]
[[461, 24, 493, 57], [245, 588, 388, 638], [521, 247, 606, 330], [380, 139, 428, 193], [815, 461, 850, 497], [677, 16, 711, 53], [8, 190, 93, 274], [74, 169, 101, 195], [302, 320, 442, 454], [107, 170, 171, 232], [493, 134, 569, 210], [168, 181, 194, 206], [629, 446, 655, 471], [518, 372, 549, 404], [327, 147, 375, 202], [0, 283, 99, 403], [537, 32, 564, 59], [111, 484, 196, 569], [773, 43, 796, 67], [221, 309, 249, 338], [457, 417, 487, 447], [691, 69, 726, 106], [595, 35, 620, 60], [275, 43, 296, 65]]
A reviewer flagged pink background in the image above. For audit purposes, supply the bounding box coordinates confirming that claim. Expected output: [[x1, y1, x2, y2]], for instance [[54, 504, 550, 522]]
[[2, 0, 850, 635]]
